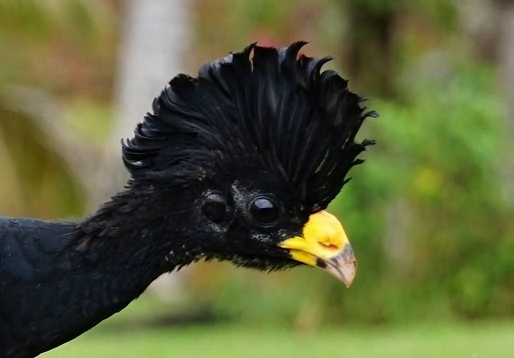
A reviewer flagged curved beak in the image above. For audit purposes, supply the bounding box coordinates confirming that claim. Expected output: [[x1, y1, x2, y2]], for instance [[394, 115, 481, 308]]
[[278, 211, 357, 287]]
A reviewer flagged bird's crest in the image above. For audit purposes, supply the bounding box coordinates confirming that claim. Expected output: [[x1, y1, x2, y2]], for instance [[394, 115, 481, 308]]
[[122, 42, 376, 211]]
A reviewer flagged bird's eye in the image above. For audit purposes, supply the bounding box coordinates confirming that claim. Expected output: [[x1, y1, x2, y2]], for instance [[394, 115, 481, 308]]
[[249, 196, 280, 226], [202, 193, 227, 223]]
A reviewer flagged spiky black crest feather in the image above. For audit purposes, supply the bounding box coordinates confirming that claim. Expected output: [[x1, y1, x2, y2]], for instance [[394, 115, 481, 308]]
[[122, 42, 376, 211]]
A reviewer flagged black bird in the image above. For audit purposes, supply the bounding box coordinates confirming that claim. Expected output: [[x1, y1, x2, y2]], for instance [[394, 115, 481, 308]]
[[0, 42, 375, 357]]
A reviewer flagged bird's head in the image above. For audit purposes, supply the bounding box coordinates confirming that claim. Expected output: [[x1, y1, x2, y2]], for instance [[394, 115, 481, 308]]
[[121, 42, 376, 287]]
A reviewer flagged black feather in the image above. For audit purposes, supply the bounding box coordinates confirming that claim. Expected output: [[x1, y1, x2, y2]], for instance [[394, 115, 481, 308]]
[[122, 42, 374, 211]]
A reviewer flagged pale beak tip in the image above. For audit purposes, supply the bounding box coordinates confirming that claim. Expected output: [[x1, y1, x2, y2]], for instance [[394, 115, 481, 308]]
[[323, 243, 357, 288]]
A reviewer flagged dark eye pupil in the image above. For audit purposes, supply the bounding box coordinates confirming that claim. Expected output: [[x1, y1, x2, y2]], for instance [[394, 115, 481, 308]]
[[250, 197, 279, 225]]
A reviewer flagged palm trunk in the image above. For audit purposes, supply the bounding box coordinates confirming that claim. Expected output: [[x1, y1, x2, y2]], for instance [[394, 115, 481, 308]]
[[102, 0, 193, 298]]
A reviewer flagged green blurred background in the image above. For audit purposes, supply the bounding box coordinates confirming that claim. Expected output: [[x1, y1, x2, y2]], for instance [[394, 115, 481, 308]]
[[1, 0, 513, 357]]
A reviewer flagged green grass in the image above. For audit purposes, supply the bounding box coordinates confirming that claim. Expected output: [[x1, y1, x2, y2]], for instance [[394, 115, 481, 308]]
[[42, 320, 514, 358]]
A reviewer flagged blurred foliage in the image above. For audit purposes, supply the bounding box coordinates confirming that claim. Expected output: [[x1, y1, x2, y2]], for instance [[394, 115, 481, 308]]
[[1, 0, 513, 327], [0, 0, 116, 217], [0, 105, 85, 218], [331, 60, 512, 323], [0, 0, 117, 97]]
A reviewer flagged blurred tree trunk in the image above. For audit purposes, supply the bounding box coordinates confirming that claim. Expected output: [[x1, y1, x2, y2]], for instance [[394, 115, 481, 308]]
[[97, 0, 193, 299], [343, 1, 396, 98], [339, 1, 410, 276], [92, 0, 192, 208], [498, 0, 514, 208]]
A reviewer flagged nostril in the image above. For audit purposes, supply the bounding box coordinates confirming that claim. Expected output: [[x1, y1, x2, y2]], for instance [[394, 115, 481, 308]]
[[320, 242, 340, 251]]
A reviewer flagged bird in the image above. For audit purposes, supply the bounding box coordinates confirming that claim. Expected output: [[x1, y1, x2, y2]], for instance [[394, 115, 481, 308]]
[[0, 41, 375, 357]]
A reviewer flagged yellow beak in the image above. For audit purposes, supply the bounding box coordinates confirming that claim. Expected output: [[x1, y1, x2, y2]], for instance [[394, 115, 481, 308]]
[[278, 210, 357, 287]]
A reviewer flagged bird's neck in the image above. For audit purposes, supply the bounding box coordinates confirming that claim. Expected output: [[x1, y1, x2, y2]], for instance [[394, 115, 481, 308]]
[[75, 187, 201, 295], [39, 188, 201, 352]]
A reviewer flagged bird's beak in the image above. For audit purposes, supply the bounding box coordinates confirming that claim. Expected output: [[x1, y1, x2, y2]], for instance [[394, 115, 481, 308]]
[[278, 210, 357, 287]]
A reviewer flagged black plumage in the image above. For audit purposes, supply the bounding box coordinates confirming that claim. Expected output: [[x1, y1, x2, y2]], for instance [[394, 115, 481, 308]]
[[0, 42, 375, 357]]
